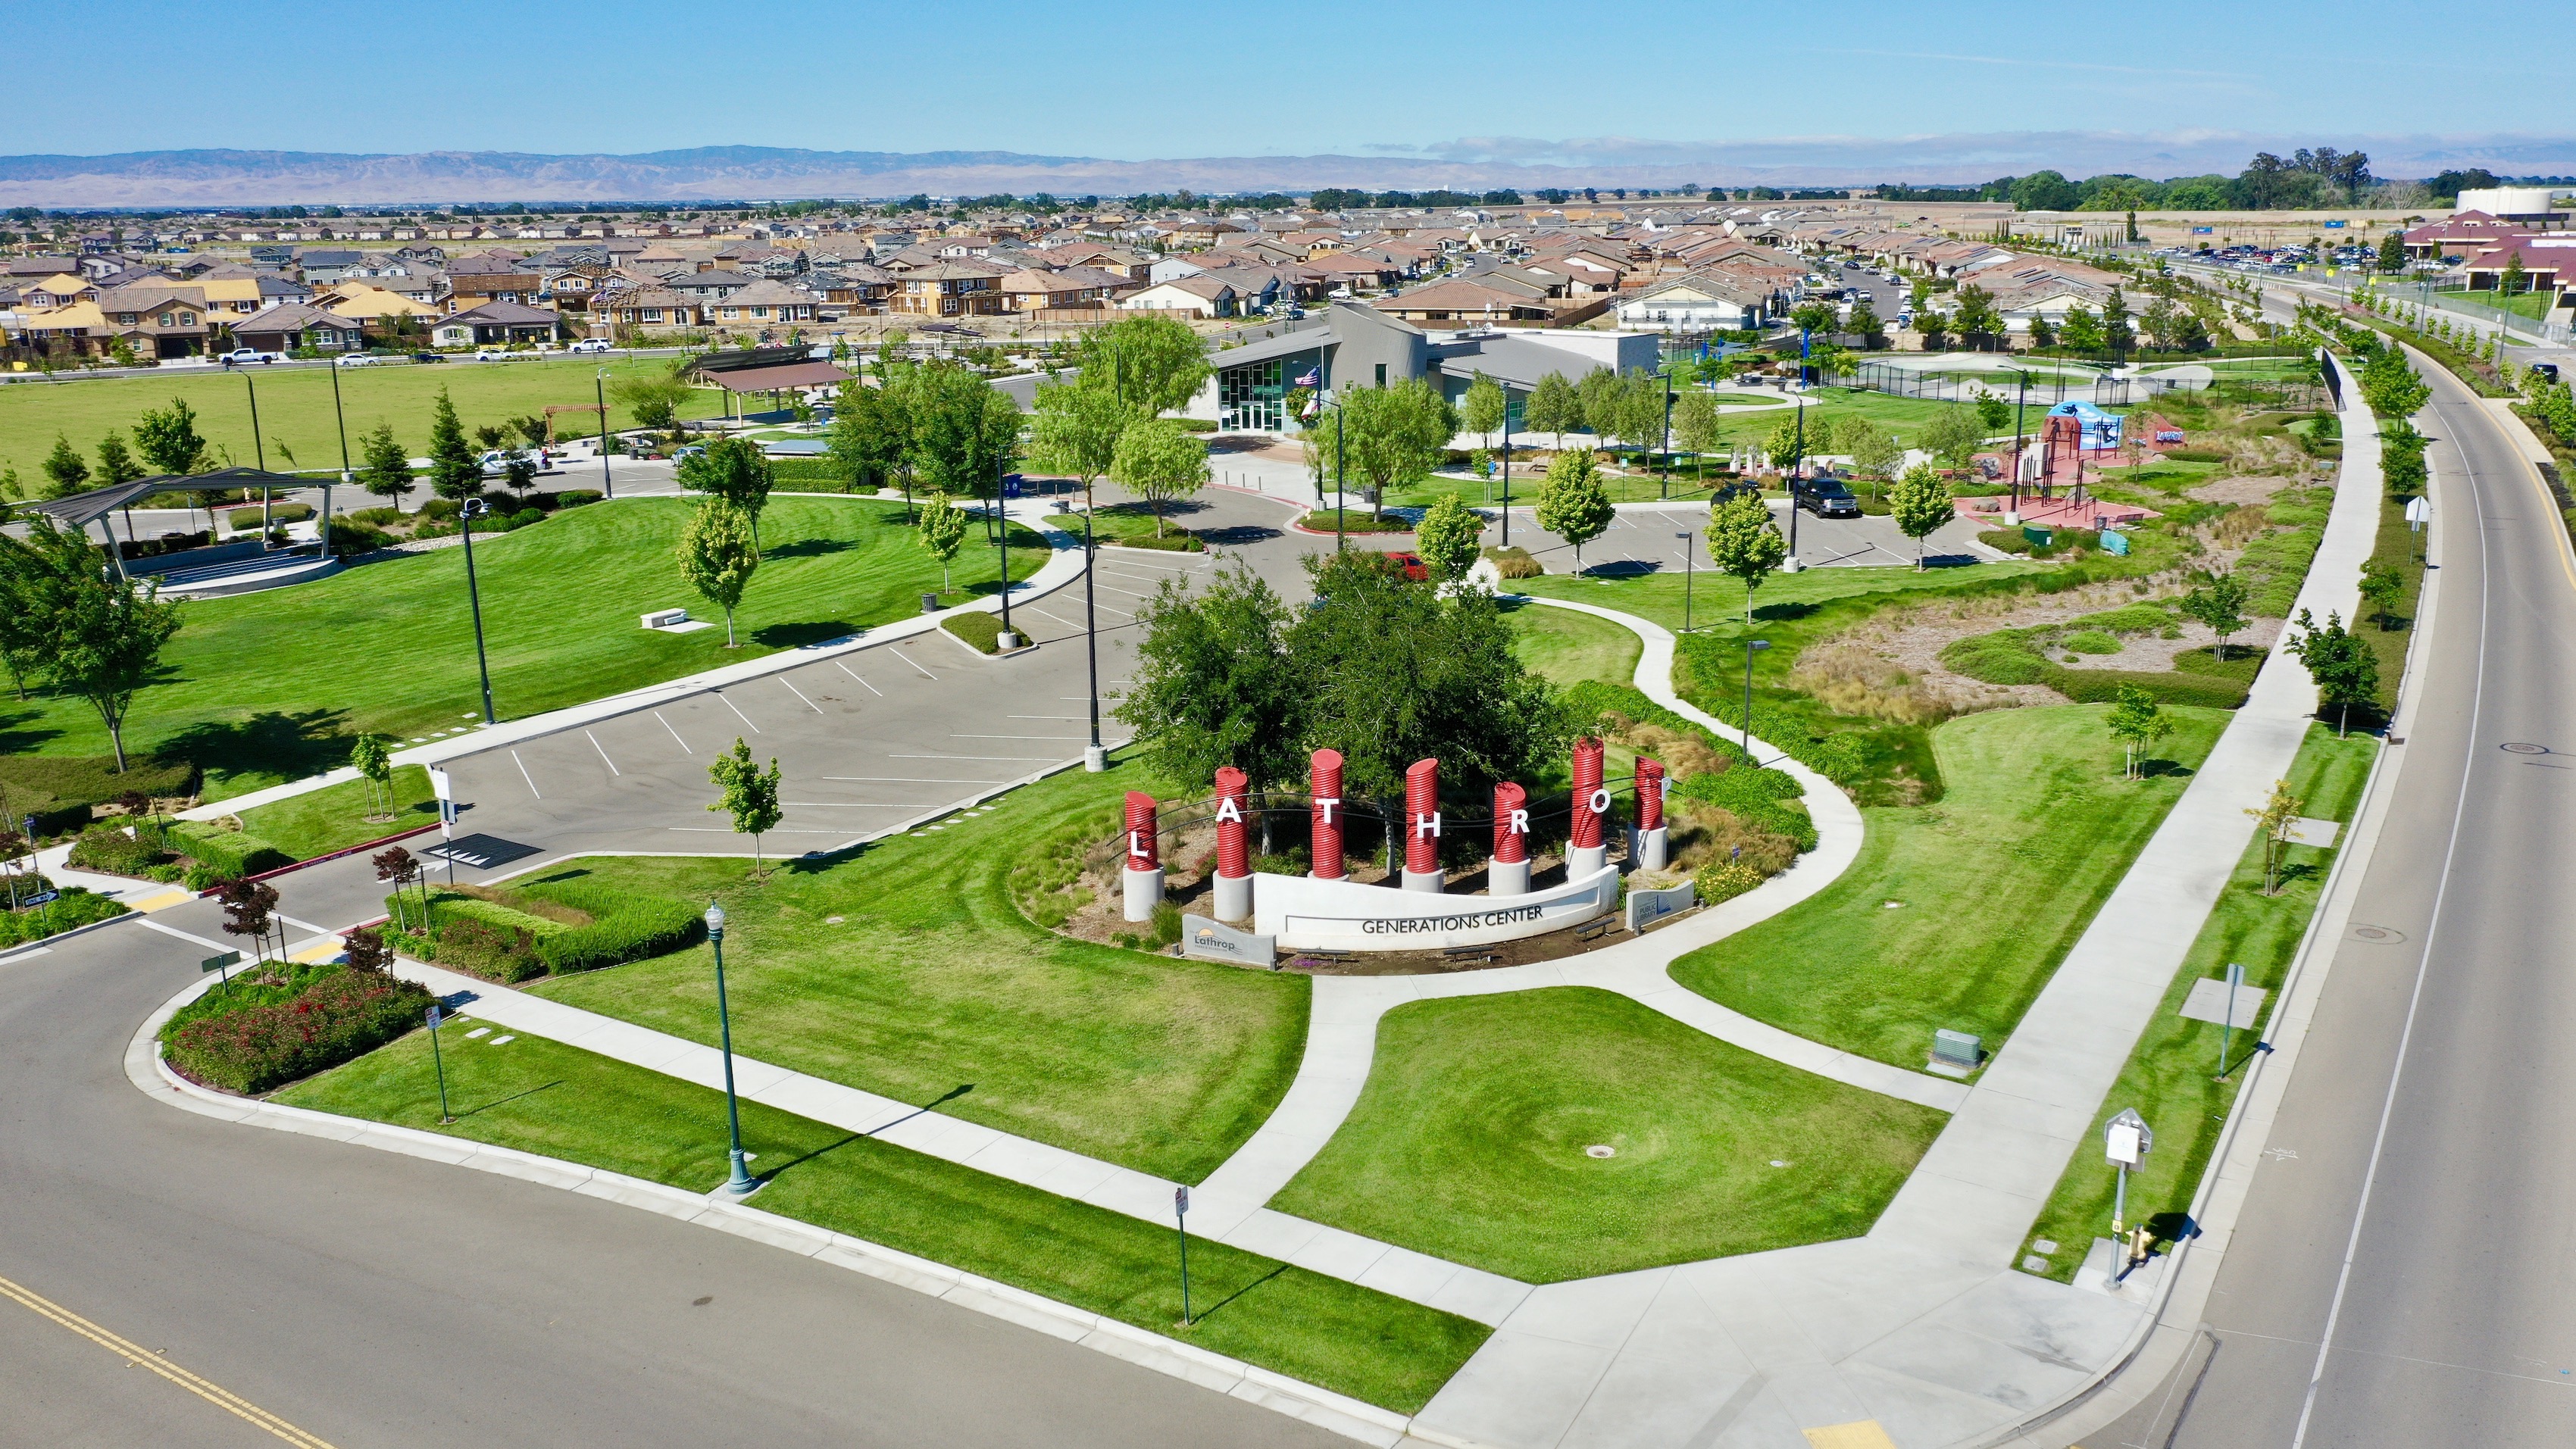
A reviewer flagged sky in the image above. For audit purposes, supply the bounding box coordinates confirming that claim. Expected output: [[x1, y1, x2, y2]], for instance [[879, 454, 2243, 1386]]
[[14, 0, 2575, 179]]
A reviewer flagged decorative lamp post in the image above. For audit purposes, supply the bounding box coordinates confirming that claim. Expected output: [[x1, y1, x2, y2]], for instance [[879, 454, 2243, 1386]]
[[707, 901, 758, 1196], [1740, 639, 1771, 756], [457, 498, 497, 724]]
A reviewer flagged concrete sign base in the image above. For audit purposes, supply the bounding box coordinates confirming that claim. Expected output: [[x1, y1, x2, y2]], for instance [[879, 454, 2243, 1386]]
[[1255, 865, 1618, 953]]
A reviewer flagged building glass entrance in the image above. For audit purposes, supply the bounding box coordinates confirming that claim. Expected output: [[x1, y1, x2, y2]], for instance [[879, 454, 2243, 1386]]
[[1218, 358, 1284, 431]]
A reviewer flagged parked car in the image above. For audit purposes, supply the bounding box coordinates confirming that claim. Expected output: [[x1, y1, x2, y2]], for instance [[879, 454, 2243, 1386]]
[[671, 445, 706, 465], [1381, 550, 1430, 582], [567, 339, 612, 354], [217, 348, 280, 365], [411, 351, 444, 364], [1793, 476, 1862, 518], [472, 348, 507, 361], [335, 353, 378, 367]]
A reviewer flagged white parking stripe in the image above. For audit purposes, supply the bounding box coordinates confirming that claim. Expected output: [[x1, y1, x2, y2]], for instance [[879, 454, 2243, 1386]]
[[890, 753, 1065, 762], [654, 710, 693, 754], [783, 801, 916, 807], [584, 730, 621, 776], [781, 678, 826, 713], [511, 749, 542, 799], [1023, 605, 1079, 629], [891, 649, 937, 679], [952, 733, 1087, 740], [1009, 715, 1086, 720], [825, 775, 1014, 784], [716, 692, 761, 733], [833, 660, 883, 695]]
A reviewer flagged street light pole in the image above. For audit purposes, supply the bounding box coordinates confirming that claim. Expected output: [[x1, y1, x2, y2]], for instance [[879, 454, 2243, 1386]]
[[458, 499, 497, 725], [245, 370, 273, 542], [1658, 365, 1674, 501], [1675, 531, 1694, 633], [1499, 400, 1512, 548], [1334, 404, 1346, 552], [327, 351, 351, 560], [1740, 639, 1770, 755], [596, 367, 614, 498], [707, 902, 758, 1196], [995, 450, 1013, 640]]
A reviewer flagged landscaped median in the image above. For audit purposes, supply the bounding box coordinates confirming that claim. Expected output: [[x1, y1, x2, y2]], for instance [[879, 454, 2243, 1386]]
[[270, 1028, 1487, 1413]]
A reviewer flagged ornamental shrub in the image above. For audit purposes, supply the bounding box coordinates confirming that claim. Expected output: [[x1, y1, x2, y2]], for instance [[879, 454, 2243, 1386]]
[[156, 820, 295, 877], [164, 968, 432, 1094], [1693, 859, 1768, 905], [534, 894, 702, 974], [0, 888, 128, 947]]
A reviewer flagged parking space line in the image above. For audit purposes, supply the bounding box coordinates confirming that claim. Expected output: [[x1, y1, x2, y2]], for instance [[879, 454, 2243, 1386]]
[[1008, 714, 1086, 720], [952, 733, 1087, 740], [511, 749, 542, 798], [583, 730, 621, 776], [891, 649, 937, 680], [780, 678, 826, 714], [833, 660, 883, 696], [826, 776, 1014, 784], [891, 753, 1066, 762], [715, 692, 762, 733], [783, 801, 915, 807], [654, 710, 693, 754], [1023, 605, 1079, 629]]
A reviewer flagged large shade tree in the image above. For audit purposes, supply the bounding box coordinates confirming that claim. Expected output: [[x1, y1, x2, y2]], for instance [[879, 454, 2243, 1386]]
[[0, 517, 183, 770]]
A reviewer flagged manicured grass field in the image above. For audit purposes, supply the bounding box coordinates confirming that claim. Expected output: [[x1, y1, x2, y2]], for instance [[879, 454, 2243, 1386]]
[[524, 757, 1308, 1182], [2020, 725, 2377, 1279], [236, 764, 439, 859], [1671, 704, 2229, 1070], [277, 1029, 1485, 1411], [1518, 557, 2052, 637], [1271, 988, 1948, 1283], [0, 356, 726, 481], [1502, 598, 1641, 688], [1385, 468, 1732, 509], [0, 496, 1048, 797]]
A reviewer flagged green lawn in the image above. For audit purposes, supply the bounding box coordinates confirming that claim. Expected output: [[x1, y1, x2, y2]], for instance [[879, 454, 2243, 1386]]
[[1519, 557, 2053, 638], [277, 1029, 1485, 1411], [0, 356, 726, 481], [2357, 492, 2424, 713], [1, 496, 1048, 797], [1671, 704, 2229, 1070], [1502, 599, 1641, 688], [1271, 988, 1948, 1283], [522, 757, 1308, 1182], [2432, 287, 2553, 322], [2021, 726, 2377, 1279], [236, 764, 439, 859]]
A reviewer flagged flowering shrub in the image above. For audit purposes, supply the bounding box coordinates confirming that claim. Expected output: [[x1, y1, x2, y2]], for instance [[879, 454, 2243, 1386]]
[[164, 968, 433, 1094]]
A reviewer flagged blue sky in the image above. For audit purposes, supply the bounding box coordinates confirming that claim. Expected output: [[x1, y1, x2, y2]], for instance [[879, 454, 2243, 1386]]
[[18, 0, 2574, 177]]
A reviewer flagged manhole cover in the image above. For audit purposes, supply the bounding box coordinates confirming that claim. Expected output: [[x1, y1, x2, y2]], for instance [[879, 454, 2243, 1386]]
[[2352, 924, 2406, 942], [1770, 1160, 1792, 1168], [1585, 1145, 1616, 1159], [2503, 742, 2551, 755]]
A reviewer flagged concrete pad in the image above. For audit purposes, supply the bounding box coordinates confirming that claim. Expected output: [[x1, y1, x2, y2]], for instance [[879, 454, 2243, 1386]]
[[1216, 1207, 1327, 1263], [1285, 1225, 1394, 1282], [1352, 1244, 1464, 1305], [1415, 1327, 1618, 1449], [1870, 1168, 2044, 1268], [2283, 815, 2342, 847], [1558, 1354, 1763, 1449], [1426, 1266, 1533, 1326], [1500, 1268, 1671, 1351], [2180, 976, 2271, 1027]]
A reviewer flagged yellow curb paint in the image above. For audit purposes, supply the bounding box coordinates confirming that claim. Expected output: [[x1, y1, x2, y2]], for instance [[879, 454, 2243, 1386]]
[[1804, 1424, 1898, 1449], [128, 890, 195, 913]]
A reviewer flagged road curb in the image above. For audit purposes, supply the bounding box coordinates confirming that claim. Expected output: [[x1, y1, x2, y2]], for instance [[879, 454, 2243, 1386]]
[[121, 968, 1452, 1449]]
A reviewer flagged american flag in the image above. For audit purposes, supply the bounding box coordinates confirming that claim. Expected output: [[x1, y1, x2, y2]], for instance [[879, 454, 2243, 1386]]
[[1294, 366, 1321, 387]]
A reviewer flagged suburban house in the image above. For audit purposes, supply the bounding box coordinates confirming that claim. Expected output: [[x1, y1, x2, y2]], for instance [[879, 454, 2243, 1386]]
[[293, 248, 367, 285], [1612, 272, 1773, 332], [998, 267, 1120, 311], [1119, 274, 1237, 317], [595, 285, 701, 332], [229, 303, 365, 354], [430, 301, 561, 348], [703, 279, 817, 327], [95, 284, 214, 357], [890, 262, 1006, 317], [1374, 277, 1555, 323]]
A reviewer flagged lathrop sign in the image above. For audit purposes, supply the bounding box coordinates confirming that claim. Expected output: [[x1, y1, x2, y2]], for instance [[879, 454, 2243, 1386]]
[[1255, 863, 1619, 952]]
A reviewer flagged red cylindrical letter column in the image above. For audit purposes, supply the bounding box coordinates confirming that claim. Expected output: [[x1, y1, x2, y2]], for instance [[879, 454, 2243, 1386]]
[[1634, 756, 1669, 871], [1402, 757, 1443, 892], [1567, 738, 1610, 878], [1213, 766, 1252, 922], [1490, 781, 1531, 896], [1309, 748, 1345, 880], [1121, 790, 1163, 921]]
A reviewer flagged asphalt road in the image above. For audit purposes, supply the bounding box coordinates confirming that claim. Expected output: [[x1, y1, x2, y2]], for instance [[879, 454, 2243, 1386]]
[[2094, 351, 2576, 1444]]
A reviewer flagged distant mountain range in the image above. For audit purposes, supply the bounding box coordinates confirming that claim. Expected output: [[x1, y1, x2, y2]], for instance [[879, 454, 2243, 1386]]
[[5, 136, 2573, 208]]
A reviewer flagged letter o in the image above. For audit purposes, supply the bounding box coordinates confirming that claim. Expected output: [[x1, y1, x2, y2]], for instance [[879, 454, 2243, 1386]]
[[1587, 787, 1612, 815]]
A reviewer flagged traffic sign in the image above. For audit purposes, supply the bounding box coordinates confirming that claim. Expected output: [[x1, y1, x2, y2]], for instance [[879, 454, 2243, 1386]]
[[200, 951, 240, 973], [2106, 1107, 2152, 1166], [2405, 496, 2429, 526]]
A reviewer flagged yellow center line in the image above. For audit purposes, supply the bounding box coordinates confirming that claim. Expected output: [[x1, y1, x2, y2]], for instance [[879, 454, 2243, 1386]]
[[0, 1272, 336, 1448]]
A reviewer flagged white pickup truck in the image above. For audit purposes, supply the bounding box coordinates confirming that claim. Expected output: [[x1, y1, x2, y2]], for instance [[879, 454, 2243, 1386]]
[[217, 348, 283, 365]]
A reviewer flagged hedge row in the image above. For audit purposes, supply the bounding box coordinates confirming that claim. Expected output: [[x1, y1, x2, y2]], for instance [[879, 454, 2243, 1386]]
[[393, 879, 702, 979], [164, 967, 432, 1094], [135, 819, 295, 878], [0, 888, 128, 947]]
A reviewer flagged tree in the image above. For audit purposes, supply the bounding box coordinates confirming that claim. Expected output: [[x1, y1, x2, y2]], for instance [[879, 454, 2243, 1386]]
[[2105, 684, 2173, 781], [132, 398, 209, 476], [1846, 300, 1881, 340], [2377, 230, 2408, 274], [351, 732, 395, 822], [1073, 315, 1210, 418], [2181, 573, 2251, 659], [1284, 550, 1570, 809], [2102, 289, 2135, 352], [1920, 404, 1987, 470], [611, 372, 692, 432], [1887, 462, 1955, 568], [1534, 445, 1614, 574], [1952, 284, 2001, 346], [1789, 301, 1838, 337], [1333, 377, 1455, 506], [219, 878, 283, 964], [907, 361, 1021, 513], [1028, 376, 1126, 498], [359, 422, 414, 511], [1673, 389, 1728, 457], [1111, 419, 1209, 536], [2359, 562, 2405, 630], [914, 489, 968, 591], [2246, 779, 2305, 895], [706, 737, 783, 879], [1915, 310, 1951, 348], [1704, 492, 1787, 623], [1416, 493, 1483, 586], [508, 414, 549, 451], [677, 499, 760, 646], [1763, 414, 1807, 473], [1574, 367, 1624, 436], [1846, 423, 1903, 482], [829, 374, 911, 507], [1974, 389, 2012, 435], [1115, 564, 1304, 815], [42, 435, 89, 498], [0, 519, 182, 771], [95, 432, 145, 488], [2286, 608, 2379, 735], [2360, 349, 2431, 420], [2380, 419, 2429, 498], [1459, 373, 1508, 438], [2061, 306, 2105, 354], [1522, 371, 1581, 436], [426, 387, 480, 502], [502, 450, 538, 501], [677, 436, 774, 550]]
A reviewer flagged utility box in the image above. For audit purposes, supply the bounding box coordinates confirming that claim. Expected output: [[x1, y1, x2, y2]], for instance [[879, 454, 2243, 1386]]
[[1932, 1029, 1982, 1070]]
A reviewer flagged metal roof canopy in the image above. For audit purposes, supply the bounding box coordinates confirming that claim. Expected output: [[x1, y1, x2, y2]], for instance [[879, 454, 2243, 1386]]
[[20, 467, 313, 529], [698, 360, 851, 392]]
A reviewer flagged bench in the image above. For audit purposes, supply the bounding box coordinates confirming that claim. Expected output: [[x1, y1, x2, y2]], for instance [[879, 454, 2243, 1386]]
[[1576, 917, 1617, 943], [640, 607, 690, 629], [1440, 945, 1496, 967]]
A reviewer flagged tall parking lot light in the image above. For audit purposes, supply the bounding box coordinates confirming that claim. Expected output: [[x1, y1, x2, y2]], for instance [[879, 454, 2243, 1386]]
[[1740, 639, 1770, 756], [457, 499, 497, 725], [706, 902, 758, 1196]]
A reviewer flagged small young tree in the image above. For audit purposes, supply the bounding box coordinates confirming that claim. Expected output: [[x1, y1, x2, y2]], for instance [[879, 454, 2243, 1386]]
[[1974, 389, 2012, 436], [707, 736, 784, 879], [42, 434, 89, 498], [1415, 493, 1483, 586], [2359, 563, 2405, 630], [2104, 683, 2173, 780], [1534, 445, 1614, 575], [1845, 423, 1903, 486], [2286, 608, 2380, 735], [427, 387, 481, 502], [1460, 373, 1508, 441], [373, 845, 424, 931], [1027, 377, 1125, 507], [610, 372, 692, 432], [94, 431, 145, 488], [914, 489, 969, 591], [1887, 461, 1955, 569], [359, 422, 414, 511], [1522, 371, 1581, 436], [1920, 404, 1987, 470], [2181, 572, 2251, 659], [352, 732, 395, 822], [1673, 389, 1728, 460], [677, 498, 760, 646], [2246, 778, 2305, 895], [1705, 492, 1787, 623], [218, 877, 282, 964], [2060, 306, 2105, 354], [1111, 418, 1210, 536], [829, 374, 911, 507], [677, 436, 774, 549], [343, 924, 392, 976]]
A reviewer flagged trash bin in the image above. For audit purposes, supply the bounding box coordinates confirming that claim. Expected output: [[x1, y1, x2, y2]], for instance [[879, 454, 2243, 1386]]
[[921, 592, 939, 614]]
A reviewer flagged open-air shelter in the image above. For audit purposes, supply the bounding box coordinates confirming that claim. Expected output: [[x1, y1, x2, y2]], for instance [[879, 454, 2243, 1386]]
[[17, 467, 332, 578]]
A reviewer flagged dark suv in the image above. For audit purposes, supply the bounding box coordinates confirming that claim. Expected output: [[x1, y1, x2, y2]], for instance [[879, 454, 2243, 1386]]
[[1793, 476, 1862, 518]]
